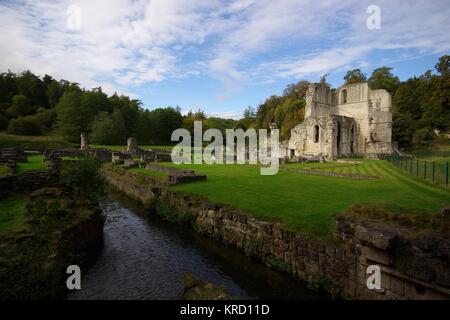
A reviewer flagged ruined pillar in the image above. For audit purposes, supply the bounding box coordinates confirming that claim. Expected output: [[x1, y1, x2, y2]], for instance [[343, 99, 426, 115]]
[[80, 132, 89, 150], [127, 137, 138, 155]]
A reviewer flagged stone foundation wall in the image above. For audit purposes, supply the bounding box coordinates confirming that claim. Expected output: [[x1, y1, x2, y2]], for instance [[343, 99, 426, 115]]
[[103, 168, 450, 299], [102, 166, 157, 206], [0, 148, 27, 162], [0, 170, 59, 195]]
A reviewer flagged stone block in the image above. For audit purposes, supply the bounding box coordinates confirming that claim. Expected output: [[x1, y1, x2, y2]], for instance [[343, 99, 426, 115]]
[[390, 276, 405, 296], [361, 246, 390, 265]]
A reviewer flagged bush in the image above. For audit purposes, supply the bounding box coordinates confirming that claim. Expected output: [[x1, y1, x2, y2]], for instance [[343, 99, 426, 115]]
[[12, 95, 33, 116], [7, 116, 41, 135], [35, 108, 57, 131], [59, 157, 105, 201], [0, 113, 8, 130], [412, 127, 434, 147]]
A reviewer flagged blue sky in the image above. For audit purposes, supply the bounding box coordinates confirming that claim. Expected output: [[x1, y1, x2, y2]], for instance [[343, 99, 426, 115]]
[[1, 0, 449, 119]]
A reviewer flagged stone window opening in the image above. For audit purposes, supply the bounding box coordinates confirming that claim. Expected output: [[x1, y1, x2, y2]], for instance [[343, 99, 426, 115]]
[[341, 89, 348, 104], [313, 125, 320, 143]]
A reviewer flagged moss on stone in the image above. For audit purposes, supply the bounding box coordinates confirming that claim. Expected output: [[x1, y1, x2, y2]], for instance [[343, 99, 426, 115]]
[[182, 273, 233, 300], [264, 255, 292, 275]]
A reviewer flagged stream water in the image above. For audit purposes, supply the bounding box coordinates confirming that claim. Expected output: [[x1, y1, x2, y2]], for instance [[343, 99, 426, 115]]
[[68, 192, 319, 300]]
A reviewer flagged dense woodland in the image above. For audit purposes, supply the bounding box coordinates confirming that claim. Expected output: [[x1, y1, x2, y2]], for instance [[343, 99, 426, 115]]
[[0, 55, 448, 149]]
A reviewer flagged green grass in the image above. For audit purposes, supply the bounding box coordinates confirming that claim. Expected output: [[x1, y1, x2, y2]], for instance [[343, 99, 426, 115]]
[[128, 167, 167, 180], [283, 160, 385, 177], [414, 156, 449, 164], [0, 132, 74, 149], [0, 195, 29, 236], [159, 160, 450, 239], [16, 155, 47, 174], [0, 164, 6, 175]]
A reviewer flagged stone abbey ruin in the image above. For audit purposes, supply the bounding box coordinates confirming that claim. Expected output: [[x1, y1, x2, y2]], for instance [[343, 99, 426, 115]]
[[284, 81, 393, 161]]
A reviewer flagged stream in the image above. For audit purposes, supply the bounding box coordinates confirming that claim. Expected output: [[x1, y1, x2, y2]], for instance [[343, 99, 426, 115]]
[[68, 192, 320, 300]]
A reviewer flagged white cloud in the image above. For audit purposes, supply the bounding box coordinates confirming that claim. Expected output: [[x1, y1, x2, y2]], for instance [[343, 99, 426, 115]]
[[0, 0, 449, 101], [207, 110, 242, 120]]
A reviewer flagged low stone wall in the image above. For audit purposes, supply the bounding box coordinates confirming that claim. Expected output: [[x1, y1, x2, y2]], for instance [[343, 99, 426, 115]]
[[145, 164, 207, 185], [0, 170, 59, 195], [0, 148, 27, 162], [142, 150, 172, 162], [102, 166, 157, 206], [102, 168, 450, 300]]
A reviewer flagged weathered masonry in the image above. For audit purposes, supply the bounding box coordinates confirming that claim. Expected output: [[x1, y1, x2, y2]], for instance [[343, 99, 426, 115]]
[[286, 81, 393, 160]]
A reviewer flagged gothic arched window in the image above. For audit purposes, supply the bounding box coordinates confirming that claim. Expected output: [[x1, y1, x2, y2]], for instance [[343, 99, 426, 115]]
[[341, 89, 348, 104], [313, 125, 320, 143]]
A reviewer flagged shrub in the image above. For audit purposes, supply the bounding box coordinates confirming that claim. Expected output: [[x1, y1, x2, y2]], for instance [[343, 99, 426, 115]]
[[12, 95, 33, 116], [59, 157, 105, 201], [7, 116, 41, 135], [0, 113, 8, 130]]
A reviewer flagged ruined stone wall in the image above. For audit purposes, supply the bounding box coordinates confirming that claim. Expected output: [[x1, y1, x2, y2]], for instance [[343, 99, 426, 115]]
[[366, 89, 393, 154], [289, 82, 393, 159], [0, 170, 59, 195]]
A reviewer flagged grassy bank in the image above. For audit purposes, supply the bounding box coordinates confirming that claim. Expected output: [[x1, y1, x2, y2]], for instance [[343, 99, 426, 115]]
[[0, 132, 75, 150], [0, 195, 28, 236], [150, 160, 450, 238], [0, 188, 103, 299]]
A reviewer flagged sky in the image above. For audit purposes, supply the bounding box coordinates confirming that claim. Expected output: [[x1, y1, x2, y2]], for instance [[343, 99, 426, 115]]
[[0, 0, 449, 119]]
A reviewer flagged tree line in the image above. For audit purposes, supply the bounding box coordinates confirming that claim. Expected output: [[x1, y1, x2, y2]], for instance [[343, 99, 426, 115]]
[[0, 71, 237, 145], [0, 55, 448, 149]]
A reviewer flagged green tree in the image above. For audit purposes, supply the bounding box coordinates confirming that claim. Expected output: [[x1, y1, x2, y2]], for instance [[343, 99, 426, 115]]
[[46, 80, 64, 108], [90, 110, 127, 145], [0, 113, 9, 130], [368, 67, 400, 94], [16, 70, 47, 108], [55, 91, 84, 142], [344, 69, 367, 84], [59, 157, 105, 201], [0, 71, 18, 103], [435, 55, 450, 76], [11, 95, 33, 116], [7, 116, 41, 135]]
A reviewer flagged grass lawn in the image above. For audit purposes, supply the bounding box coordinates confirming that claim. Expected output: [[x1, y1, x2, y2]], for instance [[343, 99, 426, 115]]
[[0, 164, 6, 175], [414, 156, 449, 165], [157, 160, 450, 239], [128, 167, 167, 180], [0, 132, 74, 149], [0, 195, 29, 236], [16, 155, 47, 174], [283, 160, 385, 177]]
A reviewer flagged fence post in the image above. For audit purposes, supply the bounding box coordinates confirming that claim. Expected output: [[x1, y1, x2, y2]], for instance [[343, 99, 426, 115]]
[[416, 159, 419, 176], [410, 158, 413, 174], [424, 160, 427, 179]]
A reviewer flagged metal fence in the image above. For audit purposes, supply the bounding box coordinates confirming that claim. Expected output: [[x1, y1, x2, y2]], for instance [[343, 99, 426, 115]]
[[385, 155, 449, 188], [411, 150, 450, 159]]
